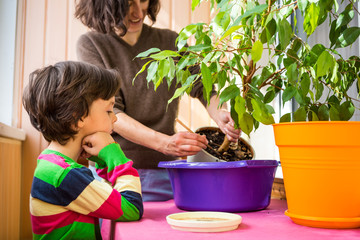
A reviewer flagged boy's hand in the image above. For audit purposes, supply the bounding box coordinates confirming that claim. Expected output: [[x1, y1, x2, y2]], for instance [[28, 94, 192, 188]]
[[82, 132, 115, 157]]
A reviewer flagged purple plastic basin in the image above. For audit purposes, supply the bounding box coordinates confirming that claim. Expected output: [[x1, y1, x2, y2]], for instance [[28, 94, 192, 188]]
[[158, 160, 278, 212]]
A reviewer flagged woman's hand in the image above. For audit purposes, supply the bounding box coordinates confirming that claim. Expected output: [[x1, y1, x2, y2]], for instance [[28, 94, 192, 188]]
[[214, 109, 241, 142], [161, 132, 208, 157], [206, 95, 241, 142], [82, 132, 115, 157]]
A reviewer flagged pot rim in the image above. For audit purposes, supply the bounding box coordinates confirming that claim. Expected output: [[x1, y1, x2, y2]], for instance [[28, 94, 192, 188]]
[[273, 121, 360, 127], [158, 159, 278, 169]]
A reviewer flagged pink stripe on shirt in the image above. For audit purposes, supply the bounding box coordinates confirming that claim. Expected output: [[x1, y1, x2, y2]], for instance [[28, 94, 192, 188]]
[[97, 161, 139, 185], [90, 190, 123, 219], [38, 154, 70, 169]]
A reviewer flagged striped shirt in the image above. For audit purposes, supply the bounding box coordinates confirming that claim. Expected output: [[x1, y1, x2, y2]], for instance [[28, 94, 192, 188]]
[[30, 143, 143, 239]]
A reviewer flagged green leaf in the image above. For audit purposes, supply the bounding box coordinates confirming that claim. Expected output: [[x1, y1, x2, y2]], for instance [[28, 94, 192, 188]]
[[168, 85, 189, 104], [339, 101, 355, 120], [294, 90, 305, 106], [220, 26, 241, 41], [330, 62, 339, 84], [251, 99, 275, 125], [293, 107, 307, 121], [315, 82, 324, 101], [282, 86, 297, 104], [232, 4, 268, 27], [265, 104, 275, 114], [260, 18, 277, 44], [279, 113, 291, 123], [316, 51, 334, 78], [168, 57, 176, 80], [251, 40, 263, 63], [310, 111, 319, 121], [146, 61, 158, 83], [329, 105, 340, 120], [188, 44, 212, 52], [157, 59, 170, 80], [219, 85, 240, 105], [213, 11, 230, 36], [239, 112, 254, 136], [300, 73, 310, 96], [306, 44, 326, 66], [191, 0, 200, 11], [177, 57, 190, 71], [177, 24, 198, 49], [303, 3, 320, 36], [318, 104, 329, 121], [278, 18, 292, 50], [234, 95, 246, 117], [286, 63, 298, 84], [298, 0, 308, 12], [135, 48, 160, 58], [264, 90, 275, 104], [202, 52, 215, 64], [149, 50, 181, 61], [200, 62, 213, 103], [133, 60, 152, 84], [176, 69, 190, 85], [217, 70, 227, 91], [335, 7, 354, 30], [336, 27, 360, 48]]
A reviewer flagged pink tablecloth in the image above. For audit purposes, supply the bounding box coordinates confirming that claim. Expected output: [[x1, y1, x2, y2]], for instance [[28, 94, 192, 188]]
[[101, 199, 360, 240]]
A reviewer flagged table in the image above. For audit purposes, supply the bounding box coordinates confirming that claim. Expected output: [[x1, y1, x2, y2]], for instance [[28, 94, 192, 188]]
[[101, 199, 360, 240]]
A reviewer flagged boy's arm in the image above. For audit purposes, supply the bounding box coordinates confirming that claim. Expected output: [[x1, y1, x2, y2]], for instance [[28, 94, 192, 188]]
[[91, 143, 143, 221], [90, 143, 143, 221]]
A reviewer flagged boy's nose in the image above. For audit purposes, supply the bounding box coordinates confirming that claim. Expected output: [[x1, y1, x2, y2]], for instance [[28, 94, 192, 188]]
[[112, 113, 117, 123]]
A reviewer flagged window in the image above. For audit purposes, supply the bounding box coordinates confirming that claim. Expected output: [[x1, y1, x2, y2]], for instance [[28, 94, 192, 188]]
[[0, 0, 18, 126]]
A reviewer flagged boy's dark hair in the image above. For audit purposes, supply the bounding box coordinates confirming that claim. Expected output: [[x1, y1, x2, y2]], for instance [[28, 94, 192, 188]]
[[74, 0, 160, 36], [22, 61, 121, 145]]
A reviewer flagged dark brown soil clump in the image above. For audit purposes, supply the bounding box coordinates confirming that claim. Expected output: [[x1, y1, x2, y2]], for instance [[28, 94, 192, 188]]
[[196, 128, 253, 162]]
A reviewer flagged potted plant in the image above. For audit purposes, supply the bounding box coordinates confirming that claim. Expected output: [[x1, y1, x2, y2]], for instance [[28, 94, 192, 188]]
[[135, 0, 360, 228]]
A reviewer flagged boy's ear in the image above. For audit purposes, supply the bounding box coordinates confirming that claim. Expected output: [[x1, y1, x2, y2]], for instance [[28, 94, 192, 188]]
[[76, 118, 85, 129]]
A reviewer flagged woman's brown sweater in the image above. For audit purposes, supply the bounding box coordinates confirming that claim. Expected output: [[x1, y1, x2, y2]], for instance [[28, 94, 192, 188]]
[[77, 24, 213, 169]]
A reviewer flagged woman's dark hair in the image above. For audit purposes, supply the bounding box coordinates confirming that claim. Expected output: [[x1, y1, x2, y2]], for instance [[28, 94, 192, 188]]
[[74, 0, 160, 35], [22, 61, 121, 145]]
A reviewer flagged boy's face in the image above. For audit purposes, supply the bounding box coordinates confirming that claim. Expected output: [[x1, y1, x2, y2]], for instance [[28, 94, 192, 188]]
[[81, 97, 117, 135]]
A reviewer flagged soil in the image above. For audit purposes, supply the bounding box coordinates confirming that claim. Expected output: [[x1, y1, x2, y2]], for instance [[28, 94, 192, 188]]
[[196, 128, 253, 162]]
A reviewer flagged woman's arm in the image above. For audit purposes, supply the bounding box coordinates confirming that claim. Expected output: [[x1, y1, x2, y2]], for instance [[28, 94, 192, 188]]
[[113, 112, 208, 157]]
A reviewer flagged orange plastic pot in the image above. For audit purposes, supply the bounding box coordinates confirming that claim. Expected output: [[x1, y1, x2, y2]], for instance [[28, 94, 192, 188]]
[[273, 121, 360, 229]]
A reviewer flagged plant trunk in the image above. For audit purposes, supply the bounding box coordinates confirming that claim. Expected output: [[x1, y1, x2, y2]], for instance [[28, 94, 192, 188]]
[[218, 136, 230, 153]]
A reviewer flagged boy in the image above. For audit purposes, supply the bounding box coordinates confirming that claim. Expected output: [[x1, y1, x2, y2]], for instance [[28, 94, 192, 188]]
[[22, 61, 143, 239]]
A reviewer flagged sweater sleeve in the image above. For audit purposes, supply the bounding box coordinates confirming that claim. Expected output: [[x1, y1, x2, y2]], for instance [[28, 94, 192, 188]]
[[89, 143, 143, 221]]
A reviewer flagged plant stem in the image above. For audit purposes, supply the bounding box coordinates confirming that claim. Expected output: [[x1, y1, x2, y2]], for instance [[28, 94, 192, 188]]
[[218, 136, 230, 153]]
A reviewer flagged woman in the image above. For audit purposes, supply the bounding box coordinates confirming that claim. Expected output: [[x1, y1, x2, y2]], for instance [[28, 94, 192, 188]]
[[75, 0, 241, 201]]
